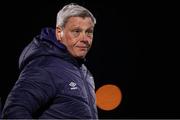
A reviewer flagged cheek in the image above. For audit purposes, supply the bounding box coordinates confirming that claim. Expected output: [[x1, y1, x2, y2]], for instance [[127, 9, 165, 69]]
[[64, 35, 78, 49], [88, 39, 93, 46]]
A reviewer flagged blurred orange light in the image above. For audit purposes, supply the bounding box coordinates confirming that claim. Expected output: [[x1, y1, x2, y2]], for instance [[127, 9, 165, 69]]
[[96, 84, 122, 111]]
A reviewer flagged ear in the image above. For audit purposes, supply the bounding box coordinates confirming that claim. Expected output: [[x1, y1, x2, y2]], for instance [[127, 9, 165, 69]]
[[56, 26, 63, 41]]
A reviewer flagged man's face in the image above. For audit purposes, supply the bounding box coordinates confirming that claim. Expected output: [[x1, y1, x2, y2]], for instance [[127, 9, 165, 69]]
[[56, 16, 94, 59]]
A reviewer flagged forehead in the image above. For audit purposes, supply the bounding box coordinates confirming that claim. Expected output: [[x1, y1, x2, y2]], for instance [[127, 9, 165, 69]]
[[65, 16, 94, 28]]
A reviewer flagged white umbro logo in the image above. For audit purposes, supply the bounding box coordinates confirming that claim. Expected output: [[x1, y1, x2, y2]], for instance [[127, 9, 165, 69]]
[[69, 82, 78, 90]]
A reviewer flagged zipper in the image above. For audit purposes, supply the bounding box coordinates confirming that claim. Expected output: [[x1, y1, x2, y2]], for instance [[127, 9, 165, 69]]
[[79, 65, 95, 117]]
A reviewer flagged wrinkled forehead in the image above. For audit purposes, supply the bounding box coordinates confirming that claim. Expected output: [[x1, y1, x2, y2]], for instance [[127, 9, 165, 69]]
[[65, 16, 94, 29]]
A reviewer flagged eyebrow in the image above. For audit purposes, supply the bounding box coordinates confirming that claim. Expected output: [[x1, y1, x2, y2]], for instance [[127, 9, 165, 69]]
[[71, 26, 94, 30]]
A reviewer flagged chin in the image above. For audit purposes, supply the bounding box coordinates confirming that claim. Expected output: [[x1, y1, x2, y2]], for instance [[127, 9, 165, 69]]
[[72, 50, 87, 59], [76, 55, 85, 59], [75, 54, 86, 59]]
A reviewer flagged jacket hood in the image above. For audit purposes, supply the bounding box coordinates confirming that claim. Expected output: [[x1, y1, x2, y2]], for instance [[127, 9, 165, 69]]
[[19, 27, 81, 70]]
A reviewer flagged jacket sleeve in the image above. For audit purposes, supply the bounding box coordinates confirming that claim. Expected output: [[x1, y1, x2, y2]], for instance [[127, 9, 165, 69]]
[[2, 66, 56, 119]]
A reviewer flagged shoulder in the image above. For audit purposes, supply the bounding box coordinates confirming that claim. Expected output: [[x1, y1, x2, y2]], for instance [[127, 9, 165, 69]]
[[19, 65, 52, 82], [18, 66, 56, 94]]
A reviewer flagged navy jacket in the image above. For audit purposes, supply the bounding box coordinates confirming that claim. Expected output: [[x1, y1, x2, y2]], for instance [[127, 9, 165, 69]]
[[2, 28, 98, 119]]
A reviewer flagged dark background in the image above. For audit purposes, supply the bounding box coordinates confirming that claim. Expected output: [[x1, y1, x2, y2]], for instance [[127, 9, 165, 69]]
[[0, 0, 179, 119]]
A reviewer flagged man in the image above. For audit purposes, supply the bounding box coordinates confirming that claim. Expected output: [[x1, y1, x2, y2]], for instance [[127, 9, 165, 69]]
[[2, 3, 98, 119]]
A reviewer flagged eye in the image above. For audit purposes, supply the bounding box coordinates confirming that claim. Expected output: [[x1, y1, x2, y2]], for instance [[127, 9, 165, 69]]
[[72, 29, 81, 37], [86, 30, 93, 37], [73, 29, 80, 33]]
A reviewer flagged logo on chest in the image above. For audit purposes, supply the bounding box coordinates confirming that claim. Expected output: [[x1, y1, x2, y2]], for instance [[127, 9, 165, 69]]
[[69, 82, 78, 90]]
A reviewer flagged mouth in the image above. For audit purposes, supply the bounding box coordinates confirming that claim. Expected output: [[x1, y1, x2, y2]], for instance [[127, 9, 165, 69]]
[[76, 46, 88, 52], [76, 46, 88, 49]]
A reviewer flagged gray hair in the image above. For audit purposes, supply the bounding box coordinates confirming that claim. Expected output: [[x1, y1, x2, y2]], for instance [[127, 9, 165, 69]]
[[56, 3, 96, 28]]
